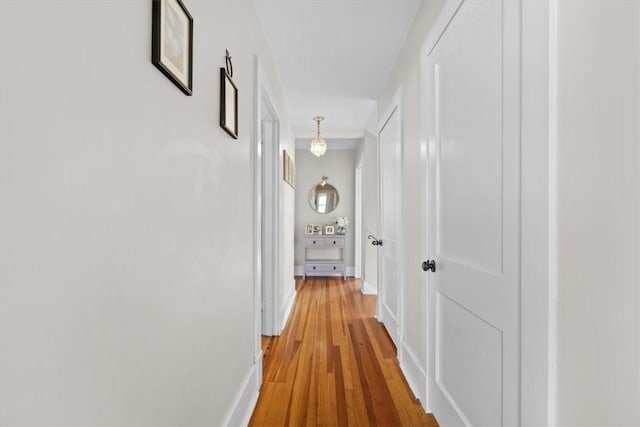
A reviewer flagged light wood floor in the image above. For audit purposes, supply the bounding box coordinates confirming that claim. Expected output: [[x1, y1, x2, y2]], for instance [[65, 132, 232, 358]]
[[249, 277, 438, 427]]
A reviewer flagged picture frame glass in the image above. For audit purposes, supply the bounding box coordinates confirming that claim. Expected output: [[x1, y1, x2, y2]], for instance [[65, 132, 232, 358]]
[[225, 77, 236, 129], [161, 0, 190, 81]]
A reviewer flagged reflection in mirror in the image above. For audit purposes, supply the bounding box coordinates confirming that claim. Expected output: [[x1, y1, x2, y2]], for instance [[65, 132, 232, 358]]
[[309, 176, 339, 214]]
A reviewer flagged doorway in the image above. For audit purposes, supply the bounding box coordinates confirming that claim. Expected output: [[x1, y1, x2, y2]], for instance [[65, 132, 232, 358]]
[[254, 57, 282, 378], [260, 96, 280, 337]]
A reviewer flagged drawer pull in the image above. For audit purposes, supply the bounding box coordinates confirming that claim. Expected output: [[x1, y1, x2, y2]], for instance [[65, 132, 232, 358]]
[[333, 240, 336, 244], [313, 266, 316, 270], [333, 266, 336, 270], [313, 240, 316, 244]]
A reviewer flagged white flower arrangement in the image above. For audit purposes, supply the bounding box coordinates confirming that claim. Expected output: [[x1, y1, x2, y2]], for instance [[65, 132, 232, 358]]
[[334, 216, 349, 227]]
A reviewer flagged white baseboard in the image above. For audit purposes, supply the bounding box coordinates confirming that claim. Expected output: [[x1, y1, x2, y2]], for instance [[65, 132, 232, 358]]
[[361, 280, 377, 295], [399, 342, 429, 413], [380, 304, 401, 350], [222, 360, 261, 427], [295, 265, 356, 277], [278, 281, 296, 333]]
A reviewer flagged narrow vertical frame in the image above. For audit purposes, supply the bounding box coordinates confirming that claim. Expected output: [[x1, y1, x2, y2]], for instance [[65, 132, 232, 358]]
[[220, 68, 239, 139]]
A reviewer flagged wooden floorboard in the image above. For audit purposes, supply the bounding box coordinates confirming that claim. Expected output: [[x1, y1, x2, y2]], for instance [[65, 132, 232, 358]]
[[250, 277, 438, 427]]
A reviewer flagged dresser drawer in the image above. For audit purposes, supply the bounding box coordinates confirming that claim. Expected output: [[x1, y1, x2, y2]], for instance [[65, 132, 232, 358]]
[[305, 262, 345, 274], [304, 237, 326, 247], [325, 237, 344, 248]]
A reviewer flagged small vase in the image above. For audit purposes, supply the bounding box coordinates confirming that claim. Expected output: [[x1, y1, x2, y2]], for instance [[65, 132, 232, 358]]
[[336, 226, 346, 235]]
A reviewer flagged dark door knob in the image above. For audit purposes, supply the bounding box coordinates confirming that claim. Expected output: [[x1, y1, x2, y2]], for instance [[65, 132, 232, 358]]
[[422, 260, 436, 272], [368, 235, 382, 246]]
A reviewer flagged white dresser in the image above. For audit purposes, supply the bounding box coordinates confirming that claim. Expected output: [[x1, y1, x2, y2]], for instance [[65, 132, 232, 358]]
[[303, 235, 346, 279]]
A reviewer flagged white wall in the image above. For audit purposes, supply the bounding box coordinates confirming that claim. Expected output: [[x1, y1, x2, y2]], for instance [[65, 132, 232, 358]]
[[375, 0, 444, 384], [279, 145, 296, 329], [556, 1, 640, 425], [277, 139, 296, 330], [294, 148, 356, 273], [0, 0, 293, 425]]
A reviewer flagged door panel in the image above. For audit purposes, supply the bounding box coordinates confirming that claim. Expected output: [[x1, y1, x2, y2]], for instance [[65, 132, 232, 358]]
[[379, 107, 402, 347], [438, 2, 503, 274], [426, 1, 521, 425], [436, 293, 502, 426]]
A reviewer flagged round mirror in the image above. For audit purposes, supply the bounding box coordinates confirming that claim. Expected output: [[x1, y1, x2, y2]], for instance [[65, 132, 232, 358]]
[[309, 178, 339, 214]]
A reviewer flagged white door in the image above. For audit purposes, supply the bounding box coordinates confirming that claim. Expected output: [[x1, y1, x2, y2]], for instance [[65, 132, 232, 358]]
[[378, 107, 402, 348], [424, 1, 521, 425]]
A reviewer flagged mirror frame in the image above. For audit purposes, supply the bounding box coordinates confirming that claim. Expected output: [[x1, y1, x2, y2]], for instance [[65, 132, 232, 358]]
[[308, 180, 339, 214]]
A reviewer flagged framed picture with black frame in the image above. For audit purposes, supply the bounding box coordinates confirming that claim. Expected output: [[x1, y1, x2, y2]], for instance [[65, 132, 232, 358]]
[[220, 68, 238, 139], [151, 0, 193, 95], [283, 150, 290, 182]]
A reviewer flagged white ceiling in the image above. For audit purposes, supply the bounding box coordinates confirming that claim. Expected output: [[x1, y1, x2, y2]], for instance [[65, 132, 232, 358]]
[[254, 0, 423, 140]]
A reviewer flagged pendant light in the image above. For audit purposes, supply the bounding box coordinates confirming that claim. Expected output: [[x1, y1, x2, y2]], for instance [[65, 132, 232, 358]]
[[310, 116, 327, 157]]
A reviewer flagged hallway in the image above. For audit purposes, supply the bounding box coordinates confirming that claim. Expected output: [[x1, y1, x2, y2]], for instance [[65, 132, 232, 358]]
[[250, 278, 436, 426], [2, 1, 640, 425]]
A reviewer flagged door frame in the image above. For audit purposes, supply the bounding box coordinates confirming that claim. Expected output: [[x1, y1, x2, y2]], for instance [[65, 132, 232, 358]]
[[355, 152, 364, 279], [253, 57, 281, 356], [377, 87, 405, 352], [261, 109, 279, 337], [418, 1, 558, 423]]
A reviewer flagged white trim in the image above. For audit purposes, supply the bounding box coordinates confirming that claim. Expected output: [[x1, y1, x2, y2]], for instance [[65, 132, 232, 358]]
[[638, 4, 640, 421], [355, 154, 364, 279], [399, 342, 429, 413], [252, 56, 262, 375], [547, 1, 559, 424], [419, 17, 432, 411], [278, 281, 296, 333], [294, 265, 304, 276], [263, 118, 280, 336], [520, 1, 557, 425], [255, 57, 281, 337], [361, 280, 377, 295], [421, 0, 464, 57], [222, 360, 261, 427], [377, 87, 404, 132]]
